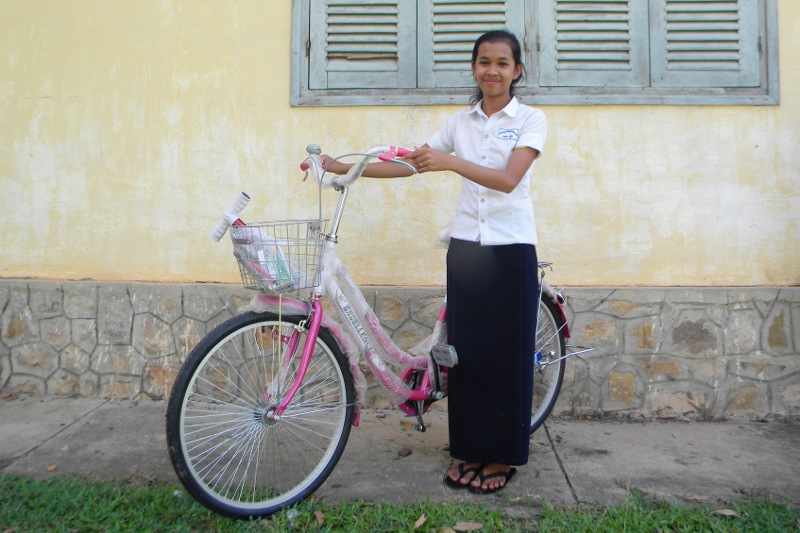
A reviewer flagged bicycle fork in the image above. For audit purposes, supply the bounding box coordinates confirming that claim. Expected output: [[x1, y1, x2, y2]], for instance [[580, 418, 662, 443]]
[[261, 298, 325, 423]]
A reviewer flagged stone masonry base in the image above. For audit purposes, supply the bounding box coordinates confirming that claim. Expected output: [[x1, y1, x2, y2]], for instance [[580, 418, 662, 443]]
[[1, 280, 798, 419]]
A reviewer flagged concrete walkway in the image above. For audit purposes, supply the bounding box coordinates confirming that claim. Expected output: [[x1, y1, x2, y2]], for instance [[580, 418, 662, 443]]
[[1, 397, 798, 515]]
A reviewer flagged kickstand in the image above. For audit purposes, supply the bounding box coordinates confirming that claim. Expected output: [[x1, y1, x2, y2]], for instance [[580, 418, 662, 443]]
[[400, 401, 427, 432]]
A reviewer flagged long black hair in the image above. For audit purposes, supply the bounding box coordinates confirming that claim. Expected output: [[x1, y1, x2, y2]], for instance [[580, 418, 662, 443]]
[[469, 30, 525, 105]]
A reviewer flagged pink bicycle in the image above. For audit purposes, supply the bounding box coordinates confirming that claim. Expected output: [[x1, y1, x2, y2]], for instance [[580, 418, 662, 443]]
[[165, 145, 591, 518]]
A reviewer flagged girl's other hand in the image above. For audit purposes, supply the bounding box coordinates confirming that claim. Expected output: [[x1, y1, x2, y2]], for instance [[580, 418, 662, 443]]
[[406, 145, 452, 174]]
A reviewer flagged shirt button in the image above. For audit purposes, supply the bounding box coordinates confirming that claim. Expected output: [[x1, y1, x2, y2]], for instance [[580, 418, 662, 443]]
[[480, 199, 486, 203], [481, 155, 487, 160], [480, 219, 486, 223]]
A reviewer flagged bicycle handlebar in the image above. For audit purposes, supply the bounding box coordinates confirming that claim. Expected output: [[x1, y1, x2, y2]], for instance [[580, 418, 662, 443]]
[[209, 191, 250, 242], [300, 145, 413, 189]]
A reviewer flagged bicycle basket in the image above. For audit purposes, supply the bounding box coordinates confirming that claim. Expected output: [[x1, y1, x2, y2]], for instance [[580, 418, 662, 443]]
[[230, 219, 329, 293]]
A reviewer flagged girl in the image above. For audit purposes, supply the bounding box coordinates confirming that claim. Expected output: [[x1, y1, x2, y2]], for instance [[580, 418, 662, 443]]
[[321, 30, 546, 494]]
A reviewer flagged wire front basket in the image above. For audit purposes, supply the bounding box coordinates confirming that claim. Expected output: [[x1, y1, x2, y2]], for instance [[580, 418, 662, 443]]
[[230, 219, 329, 293]]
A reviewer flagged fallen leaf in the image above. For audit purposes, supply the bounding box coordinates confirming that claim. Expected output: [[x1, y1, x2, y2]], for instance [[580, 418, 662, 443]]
[[1, 393, 12, 400], [314, 510, 324, 527], [414, 514, 426, 529], [440, 529, 456, 533], [710, 509, 739, 518], [454, 521, 483, 531], [46, 465, 57, 472]]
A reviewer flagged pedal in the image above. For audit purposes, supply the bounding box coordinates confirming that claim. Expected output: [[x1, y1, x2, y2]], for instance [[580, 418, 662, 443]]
[[432, 343, 458, 367], [400, 415, 426, 433]]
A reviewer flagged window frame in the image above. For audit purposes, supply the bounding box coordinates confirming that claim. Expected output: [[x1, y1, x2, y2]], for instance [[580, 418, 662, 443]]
[[290, 0, 780, 106]]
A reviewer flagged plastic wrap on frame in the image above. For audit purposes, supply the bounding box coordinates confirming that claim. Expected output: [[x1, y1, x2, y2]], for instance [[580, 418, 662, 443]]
[[320, 267, 423, 405], [325, 251, 429, 371], [242, 294, 368, 422]]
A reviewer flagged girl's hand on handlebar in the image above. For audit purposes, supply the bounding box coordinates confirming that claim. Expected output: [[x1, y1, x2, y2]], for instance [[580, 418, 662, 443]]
[[406, 145, 453, 174], [320, 154, 351, 175]]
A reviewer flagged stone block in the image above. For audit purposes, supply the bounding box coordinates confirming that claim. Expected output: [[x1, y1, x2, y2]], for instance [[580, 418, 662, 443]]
[[29, 283, 63, 318], [375, 292, 409, 330], [2, 288, 40, 347], [724, 382, 765, 415], [130, 284, 183, 324], [637, 357, 684, 380], [184, 291, 224, 322], [97, 286, 133, 344], [391, 320, 432, 352], [173, 317, 205, 361], [762, 304, 792, 355], [563, 289, 615, 313], [64, 283, 97, 319], [625, 317, 661, 353], [773, 380, 800, 416], [410, 292, 446, 325], [11, 342, 58, 378], [61, 344, 91, 375], [665, 288, 728, 306], [80, 371, 99, 397], [647, 382, 713, 417], [92, 345, 146, 376], [47, 369, 80, 396], [0, 354, 10, 389], [665, 309, 721, 358], [728, 354, 799, 383], [72, 318, 97, 354], [99, 376, 141, 399], [603, 363, 644, 410], [132, 314, 176, 358], [793, 303, 800, 352], [143, 361, 181, 399], [689, 360, 727, 385], [571, 313, 619, 355], [557, 357, 600, 416], [724, 310, 760, 354], [5, 374, 46, 395], [41, 315, 71, 351]]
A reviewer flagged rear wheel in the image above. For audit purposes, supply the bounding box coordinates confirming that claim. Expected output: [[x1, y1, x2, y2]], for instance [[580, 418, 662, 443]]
[[166, 311, 355, 518], [530, 295, 567, 434]]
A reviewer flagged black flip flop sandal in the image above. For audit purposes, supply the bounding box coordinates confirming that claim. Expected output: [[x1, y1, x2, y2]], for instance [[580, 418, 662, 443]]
[[443, 463, 483, 490], [468, 466, 517, 494]]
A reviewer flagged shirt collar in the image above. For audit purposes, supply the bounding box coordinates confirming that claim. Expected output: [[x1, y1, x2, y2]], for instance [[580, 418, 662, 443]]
[[471, 97, 520, 118]]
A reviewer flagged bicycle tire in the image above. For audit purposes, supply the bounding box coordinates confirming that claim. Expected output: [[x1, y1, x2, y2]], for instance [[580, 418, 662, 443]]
[[530, 295, 567, 434], [166, 311, 355, 519]]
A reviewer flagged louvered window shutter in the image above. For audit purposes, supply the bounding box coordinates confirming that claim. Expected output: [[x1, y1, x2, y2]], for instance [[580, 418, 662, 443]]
[[649, 0, 760, 88], [417, 0, 525, 89], [538, 0, 650, 87], [309, 0, 417, 90]]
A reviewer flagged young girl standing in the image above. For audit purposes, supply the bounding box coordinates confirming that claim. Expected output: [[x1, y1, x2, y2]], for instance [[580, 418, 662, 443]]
[[321, 30, 546, 494]]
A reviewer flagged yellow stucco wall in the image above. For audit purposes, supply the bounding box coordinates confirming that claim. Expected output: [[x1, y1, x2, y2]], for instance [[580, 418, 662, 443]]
[[2, 1, 798, 287]]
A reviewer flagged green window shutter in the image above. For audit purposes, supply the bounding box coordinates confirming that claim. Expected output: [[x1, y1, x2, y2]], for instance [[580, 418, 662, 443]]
[[650, 0, 760, 88], [538, 0, 650, 87], [417, 0, 526, 89], [309, 0, 417, 90]]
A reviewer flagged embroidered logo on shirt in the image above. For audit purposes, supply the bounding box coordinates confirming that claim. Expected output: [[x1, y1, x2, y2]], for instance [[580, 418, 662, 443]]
[[498, 128, 520, 141]]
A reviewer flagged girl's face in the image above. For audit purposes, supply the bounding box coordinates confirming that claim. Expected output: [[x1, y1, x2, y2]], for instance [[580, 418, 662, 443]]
[[471, 40, 522, 101]]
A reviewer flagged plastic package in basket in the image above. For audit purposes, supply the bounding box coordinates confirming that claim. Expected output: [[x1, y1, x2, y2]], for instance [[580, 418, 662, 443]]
[[231, 221, 326, 293]]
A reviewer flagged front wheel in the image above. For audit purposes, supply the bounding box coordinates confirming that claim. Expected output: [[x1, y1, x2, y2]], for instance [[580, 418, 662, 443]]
[[166, 311, 355, 519], [530, 295, 567, 434]]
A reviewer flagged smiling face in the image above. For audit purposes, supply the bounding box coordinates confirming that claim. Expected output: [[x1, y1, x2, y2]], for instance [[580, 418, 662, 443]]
[[471, 40, 523, 103]]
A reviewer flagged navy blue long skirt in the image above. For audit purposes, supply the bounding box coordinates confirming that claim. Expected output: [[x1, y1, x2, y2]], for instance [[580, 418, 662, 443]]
[[446, 238, 538, 466]]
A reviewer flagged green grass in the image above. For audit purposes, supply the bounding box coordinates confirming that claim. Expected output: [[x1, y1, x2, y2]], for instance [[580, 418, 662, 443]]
[[0, 474, 797, 532]]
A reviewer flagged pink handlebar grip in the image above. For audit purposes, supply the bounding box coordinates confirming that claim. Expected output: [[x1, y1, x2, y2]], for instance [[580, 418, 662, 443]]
[[378, 146, 412, 162]]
